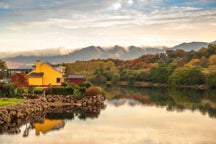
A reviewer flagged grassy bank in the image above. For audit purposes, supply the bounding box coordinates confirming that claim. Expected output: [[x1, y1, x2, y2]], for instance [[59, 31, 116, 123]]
[[0, 98, 26, 107]]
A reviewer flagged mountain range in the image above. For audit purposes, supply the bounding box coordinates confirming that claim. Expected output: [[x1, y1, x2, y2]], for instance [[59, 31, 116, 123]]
[[3, 41, 215, 68]]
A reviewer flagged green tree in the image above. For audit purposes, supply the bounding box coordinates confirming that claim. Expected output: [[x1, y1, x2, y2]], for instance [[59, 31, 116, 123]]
[[0, 59, 7, 79], [112, 73, 120, 84], [169, 67, 204, 85], [149, 65, 175, 83], [207, 71, 216, 88]]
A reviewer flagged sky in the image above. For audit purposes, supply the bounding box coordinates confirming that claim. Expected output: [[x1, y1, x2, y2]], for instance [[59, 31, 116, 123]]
[[0, 0, 216, 52]]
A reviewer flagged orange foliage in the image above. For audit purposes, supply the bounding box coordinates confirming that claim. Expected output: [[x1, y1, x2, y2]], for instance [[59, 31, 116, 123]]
[[10, 73, 29, 87]]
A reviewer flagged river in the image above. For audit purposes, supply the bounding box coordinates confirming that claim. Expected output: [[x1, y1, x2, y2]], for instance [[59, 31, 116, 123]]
[[0, 86, 216, 144]]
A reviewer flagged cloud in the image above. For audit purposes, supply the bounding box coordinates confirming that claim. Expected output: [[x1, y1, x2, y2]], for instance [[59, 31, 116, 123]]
[[186, 0, 216, 5], [0, 2, 9, 9], [127, 0, 134, 5], [0, 0, 216, 52], [109, 2, 122, 10]]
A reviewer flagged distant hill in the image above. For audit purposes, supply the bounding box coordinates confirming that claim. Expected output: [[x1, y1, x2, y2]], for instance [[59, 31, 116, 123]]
[[3, 41, 215, 68], [169, 42, 209, 51]]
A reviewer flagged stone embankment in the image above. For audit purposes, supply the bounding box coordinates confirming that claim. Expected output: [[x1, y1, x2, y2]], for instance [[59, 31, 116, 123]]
[[0, 95, 105, 127], [0, 98, 48, 125], [46, 95, 105, 109]]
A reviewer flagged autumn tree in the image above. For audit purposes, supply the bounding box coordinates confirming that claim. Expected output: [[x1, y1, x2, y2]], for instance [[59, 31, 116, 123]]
[[10, 73, 29, 87], [208, 54, 216, 65]]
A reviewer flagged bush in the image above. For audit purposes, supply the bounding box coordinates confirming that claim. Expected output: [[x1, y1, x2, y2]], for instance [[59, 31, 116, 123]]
[[0, 83, 16, 97], [80, 82, 91, 88], [61, 82, 67, 87], [66, 87, 74, 94], [17, 88, 25, 98], [78, 87, 86, 94], [7, 84, 16, 97], [73, 89, 83, 100], [85, 86, 102, 96], [51, 87, 74, 95], [34, 89, 43, 94]]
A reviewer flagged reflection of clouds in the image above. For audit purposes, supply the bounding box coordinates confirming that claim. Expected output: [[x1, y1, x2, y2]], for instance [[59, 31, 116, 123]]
[[0, 104, 216, 144]]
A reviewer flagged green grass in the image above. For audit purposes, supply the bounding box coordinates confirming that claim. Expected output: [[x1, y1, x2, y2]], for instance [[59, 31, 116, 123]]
[[0, 98, 26, 107]]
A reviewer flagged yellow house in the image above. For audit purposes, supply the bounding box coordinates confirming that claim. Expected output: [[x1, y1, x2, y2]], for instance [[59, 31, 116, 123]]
[[28, 60, 65, 86]]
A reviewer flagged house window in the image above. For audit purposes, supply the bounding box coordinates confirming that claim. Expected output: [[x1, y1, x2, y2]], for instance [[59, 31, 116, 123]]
[[56, 78, 61, 83]]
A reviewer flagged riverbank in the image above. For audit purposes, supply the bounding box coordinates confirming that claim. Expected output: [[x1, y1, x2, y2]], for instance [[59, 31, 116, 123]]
[[0, 95, 105, 126], [106, 81, 206, 89]]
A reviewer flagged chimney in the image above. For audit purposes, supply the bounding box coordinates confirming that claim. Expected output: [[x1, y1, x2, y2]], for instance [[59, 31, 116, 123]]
[[35, 60, 41, 72]]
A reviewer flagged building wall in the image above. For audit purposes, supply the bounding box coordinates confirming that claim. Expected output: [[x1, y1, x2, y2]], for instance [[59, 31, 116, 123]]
[[66, 78, 84, 85], [40, 64, 63, 86], [28, 77, 43, 86], [28, 61, 64, 86]]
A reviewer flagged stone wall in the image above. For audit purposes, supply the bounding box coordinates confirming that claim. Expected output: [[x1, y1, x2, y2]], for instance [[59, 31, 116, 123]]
[[0, 95, 106, 135], [46, 95, 105, 109], [0, 98, 48, 126], [0, 95, 105, 128]]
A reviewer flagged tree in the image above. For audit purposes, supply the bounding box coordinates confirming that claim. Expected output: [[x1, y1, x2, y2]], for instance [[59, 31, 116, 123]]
[[111, 73, 120, 84], [148, 65, 175, 83], [208, 54, 216, 65], [207, 44, 216, 57], [10, 73, 29, 87], [0, 59, 7, 79], [169, 67, 205, 85], [207, 71, 216, 88]]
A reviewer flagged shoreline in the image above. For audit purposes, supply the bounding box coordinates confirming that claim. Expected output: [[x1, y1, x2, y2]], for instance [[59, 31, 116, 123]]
[[106, 81, 206, 90], [0, 95, 105, 126]]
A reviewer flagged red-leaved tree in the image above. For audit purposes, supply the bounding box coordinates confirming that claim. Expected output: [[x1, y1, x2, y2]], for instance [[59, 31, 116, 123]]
[[10, 73, 29, 87]]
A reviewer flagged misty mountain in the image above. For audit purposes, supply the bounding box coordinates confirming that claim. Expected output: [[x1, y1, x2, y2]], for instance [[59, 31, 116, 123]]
[[3, 41, 214, 68], [170, 42, 209, 51]]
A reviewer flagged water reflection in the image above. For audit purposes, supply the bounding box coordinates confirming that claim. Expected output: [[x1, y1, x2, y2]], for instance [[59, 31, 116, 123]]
[[0, 87, 216, 144], [0, 106, 105, 137], [34, 119, 65, 136], [104, 86, 216, 118]]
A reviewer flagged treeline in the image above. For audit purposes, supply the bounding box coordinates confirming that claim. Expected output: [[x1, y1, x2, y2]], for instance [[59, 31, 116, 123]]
[[64, 44, 216, 88]]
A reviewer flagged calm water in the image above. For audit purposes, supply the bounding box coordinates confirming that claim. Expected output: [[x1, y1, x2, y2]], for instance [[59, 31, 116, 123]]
[[1, 87, 216, 144]]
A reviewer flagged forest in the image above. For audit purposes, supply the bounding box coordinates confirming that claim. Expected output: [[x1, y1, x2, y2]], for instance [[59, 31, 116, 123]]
[[64, 44, 216, 88]]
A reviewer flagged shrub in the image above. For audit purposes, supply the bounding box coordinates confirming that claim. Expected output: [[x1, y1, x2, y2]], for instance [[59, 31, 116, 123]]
[[66, 87, 74, 95], [28, 86, 34, 94], [85, 86, 102, 96], [0, 83, 16, 97], [44, 87, 52, 95], [73, 89, 83, 100], [51, 87, 74, 95], [61, 82, 67, 87], [51, 87, 67, 95], [80, 82, 91, 88], [7, 83, 16, 97], [78, 87, 86, 95], [34, 89, 43, 94], [17, 88, 25, 98]]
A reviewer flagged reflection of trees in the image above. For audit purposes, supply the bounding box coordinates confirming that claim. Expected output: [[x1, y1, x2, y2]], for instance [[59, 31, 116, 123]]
[[105, 85, 216, 118]]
